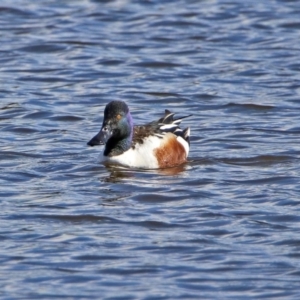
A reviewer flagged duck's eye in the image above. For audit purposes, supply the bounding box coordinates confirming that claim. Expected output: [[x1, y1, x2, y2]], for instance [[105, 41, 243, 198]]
[[103, 126, 108, 131]]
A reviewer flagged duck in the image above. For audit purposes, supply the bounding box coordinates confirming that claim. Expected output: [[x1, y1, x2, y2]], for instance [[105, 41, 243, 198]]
[[87, 100, 191, 169]]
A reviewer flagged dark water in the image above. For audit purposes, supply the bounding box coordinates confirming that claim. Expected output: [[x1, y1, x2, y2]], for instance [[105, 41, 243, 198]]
[[1, 0, 300, 299]]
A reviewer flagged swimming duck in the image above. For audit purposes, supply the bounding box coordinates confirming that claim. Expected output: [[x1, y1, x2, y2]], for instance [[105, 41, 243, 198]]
[[87, 101, 191, 169]]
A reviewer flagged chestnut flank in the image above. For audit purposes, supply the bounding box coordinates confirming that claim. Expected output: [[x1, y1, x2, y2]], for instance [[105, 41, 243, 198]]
[[154, 133, 187, 168]]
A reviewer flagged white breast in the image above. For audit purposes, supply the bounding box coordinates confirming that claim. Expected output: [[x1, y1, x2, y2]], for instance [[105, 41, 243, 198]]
[[101, 136, 162, 169]]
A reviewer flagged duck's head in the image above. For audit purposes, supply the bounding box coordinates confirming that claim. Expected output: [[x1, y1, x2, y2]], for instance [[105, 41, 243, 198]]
[[87, 101, 133, 148]]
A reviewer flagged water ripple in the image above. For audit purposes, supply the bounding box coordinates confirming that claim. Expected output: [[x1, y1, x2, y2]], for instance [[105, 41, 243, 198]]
[[0, 0, 300, 299]]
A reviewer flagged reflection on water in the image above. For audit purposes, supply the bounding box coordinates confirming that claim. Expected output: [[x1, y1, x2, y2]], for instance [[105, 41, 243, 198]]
[[103, 163, 188, 181], [1, 0, 300, 298]]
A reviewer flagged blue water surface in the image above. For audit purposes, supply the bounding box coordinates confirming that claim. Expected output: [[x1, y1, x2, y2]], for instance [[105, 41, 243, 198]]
[[0, 0, 300, 299]]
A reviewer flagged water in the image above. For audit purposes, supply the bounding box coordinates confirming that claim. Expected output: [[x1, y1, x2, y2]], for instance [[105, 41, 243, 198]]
[[1, 0, 300, 299]]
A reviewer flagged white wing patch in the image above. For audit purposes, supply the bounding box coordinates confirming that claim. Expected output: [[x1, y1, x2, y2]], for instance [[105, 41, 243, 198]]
[[177, 135, 189, 156], [159, 124, 178, 130]]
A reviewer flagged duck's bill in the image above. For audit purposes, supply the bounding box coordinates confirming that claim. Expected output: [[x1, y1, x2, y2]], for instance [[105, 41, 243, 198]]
[[87, 125, 112, 146]]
